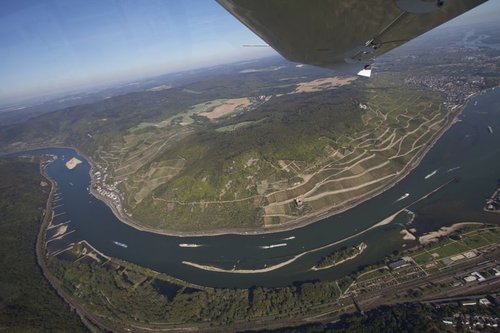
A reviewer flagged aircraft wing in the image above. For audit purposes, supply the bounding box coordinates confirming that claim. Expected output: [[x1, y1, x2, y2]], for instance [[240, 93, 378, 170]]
[[217, 0, 487, 76]]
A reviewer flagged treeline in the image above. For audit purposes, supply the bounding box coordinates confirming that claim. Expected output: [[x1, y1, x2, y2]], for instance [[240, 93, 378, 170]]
[[315, 243, 364, 269], [245, 303, 499, 333], [47, 258, 340, 327], [0, 158, 87, 332]]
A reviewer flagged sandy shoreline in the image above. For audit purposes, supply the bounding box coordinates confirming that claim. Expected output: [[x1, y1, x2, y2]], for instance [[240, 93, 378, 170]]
[[419, 222, 484, 245], [182, 208, 402, 274], [311, 242, 367, 271], [37, 161, 117, 332], [1, 90, 483, 238]]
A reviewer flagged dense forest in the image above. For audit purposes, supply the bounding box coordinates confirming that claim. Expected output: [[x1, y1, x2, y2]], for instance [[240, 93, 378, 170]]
[[246, 303, 500, 333], [0, 158, 87, 332]]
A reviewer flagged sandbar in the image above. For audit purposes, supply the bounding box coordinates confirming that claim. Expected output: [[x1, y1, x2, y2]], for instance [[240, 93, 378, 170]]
[[65, 157, 82, 170], [419, 222, 484, 245]]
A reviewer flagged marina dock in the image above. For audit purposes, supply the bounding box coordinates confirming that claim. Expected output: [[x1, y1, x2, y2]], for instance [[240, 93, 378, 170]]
[[484, 185, 500, 213]]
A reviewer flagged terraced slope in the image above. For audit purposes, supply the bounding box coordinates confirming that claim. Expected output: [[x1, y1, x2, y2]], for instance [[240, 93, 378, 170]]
[[87, 73, 449, 232]]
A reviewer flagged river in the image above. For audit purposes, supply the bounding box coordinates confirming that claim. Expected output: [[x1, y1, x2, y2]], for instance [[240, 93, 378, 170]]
[[6, 87, 500, 288]]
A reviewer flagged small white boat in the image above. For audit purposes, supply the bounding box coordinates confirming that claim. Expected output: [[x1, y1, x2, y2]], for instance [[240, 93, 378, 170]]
[[424, 170, 438, 179], [447, 166, 460, 173], [282, 236, 295, 241], [179, 243, 202, 248], [260, 243, 287, 249], [113, 241, 128, 248]]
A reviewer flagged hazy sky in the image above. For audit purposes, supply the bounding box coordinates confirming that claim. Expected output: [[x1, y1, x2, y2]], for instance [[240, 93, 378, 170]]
[[0, 0, 498, 104], [0, 0, 274, 104]]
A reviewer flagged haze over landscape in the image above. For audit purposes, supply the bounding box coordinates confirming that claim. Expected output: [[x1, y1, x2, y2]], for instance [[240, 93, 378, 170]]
[[0, 0, 274, 105], [1, 0, 499, 105], [0, 1, 499, 332]]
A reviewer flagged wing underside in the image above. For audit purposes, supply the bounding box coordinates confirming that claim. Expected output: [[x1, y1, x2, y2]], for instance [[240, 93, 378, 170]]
[[217, 0, 487, 75]]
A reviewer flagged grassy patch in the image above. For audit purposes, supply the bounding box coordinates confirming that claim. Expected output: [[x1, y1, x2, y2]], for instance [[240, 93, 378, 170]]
[[432, 242, 469, 258], [412, 252, 434, 265], [460, 233, 493, 249], [480, 228, 500, 243], [356, 268, 391, 283]]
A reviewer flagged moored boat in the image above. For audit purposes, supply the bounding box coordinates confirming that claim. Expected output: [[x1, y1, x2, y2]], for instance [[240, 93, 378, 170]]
[[260, 243, 287, 249], [179, 243, 202, 248], [113, 241, 128, 248]]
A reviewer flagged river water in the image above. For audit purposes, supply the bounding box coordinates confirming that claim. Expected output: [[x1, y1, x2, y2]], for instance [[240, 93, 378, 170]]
[[7, 88, 500, 288]]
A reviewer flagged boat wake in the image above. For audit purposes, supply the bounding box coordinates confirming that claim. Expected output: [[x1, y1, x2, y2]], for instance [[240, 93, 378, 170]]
[[447, 166, 460, 173], [260, 243, 287, 249], [424, 169, 438, 179], [395, 193, 410, 203]]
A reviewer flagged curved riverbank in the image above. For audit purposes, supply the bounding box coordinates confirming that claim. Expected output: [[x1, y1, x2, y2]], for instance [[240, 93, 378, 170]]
[[4, 85, 498, 288], [311, 242, 368, 271], [181, 175, 461, 274], [418, 222, 485, 244], [36, 159, 113, 332], [0, 90, 480, 238], [182, 207, 405, 274]]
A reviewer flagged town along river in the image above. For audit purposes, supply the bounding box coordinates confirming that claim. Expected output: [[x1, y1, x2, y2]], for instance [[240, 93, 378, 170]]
[[9, 88, 500, 288]]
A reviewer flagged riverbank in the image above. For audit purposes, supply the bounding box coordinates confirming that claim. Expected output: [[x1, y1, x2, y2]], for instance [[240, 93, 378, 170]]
[[311, 242, 368, 271], [181, 204, 412, 274], [484, 185, 500, 213], [0, 90, 482, 238], [418, 222, 485, 245], [36, 158, 111, 332], [35, 172, 500, 332], [180, 176, 460, 274]]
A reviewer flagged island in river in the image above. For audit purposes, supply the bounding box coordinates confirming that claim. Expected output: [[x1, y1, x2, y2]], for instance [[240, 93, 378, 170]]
[[65, 157, 82, 170], [312, 242, 367, 271]]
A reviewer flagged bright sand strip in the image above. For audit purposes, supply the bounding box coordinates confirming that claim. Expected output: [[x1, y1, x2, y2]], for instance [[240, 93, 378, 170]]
[[182, 210, 400, 274], [65, 157, 82, 170], [199, 98, 251, 120], [183, 179, 457, 273], [46, 230, 75, 244], [401, 229, 416, 241], [52, 224, 68, 238], [419, 222, 484, 245], [291, 76, 356, 94]]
